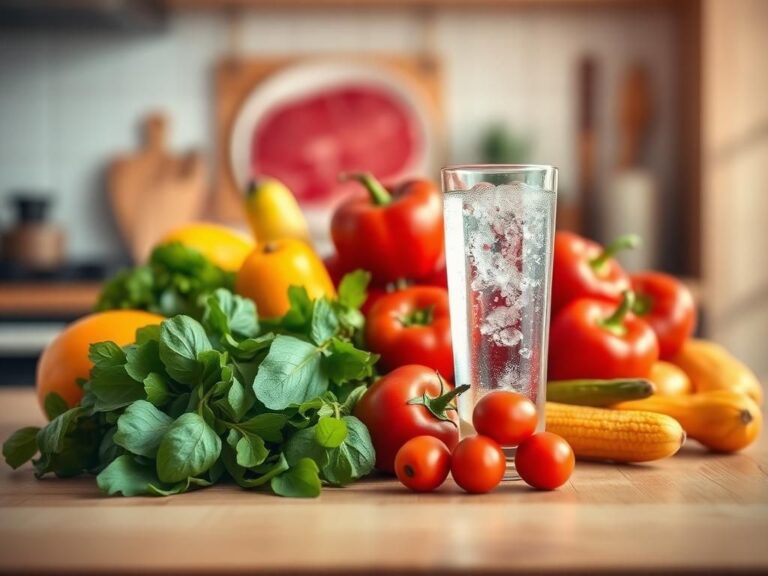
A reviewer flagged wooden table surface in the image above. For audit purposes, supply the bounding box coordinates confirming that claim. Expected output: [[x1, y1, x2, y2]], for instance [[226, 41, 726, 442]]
[[1, 387, 767, 575]]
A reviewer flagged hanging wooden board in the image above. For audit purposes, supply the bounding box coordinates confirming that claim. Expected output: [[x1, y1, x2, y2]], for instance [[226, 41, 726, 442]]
[[214, 55, 443, 224]]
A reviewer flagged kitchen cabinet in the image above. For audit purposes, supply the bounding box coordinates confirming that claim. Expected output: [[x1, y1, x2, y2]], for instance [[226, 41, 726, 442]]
[[0, 386, 766, 574]]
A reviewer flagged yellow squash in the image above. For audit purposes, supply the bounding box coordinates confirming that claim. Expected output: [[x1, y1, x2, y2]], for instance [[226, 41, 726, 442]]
[[670, 339, 763, 405], [244, 178, 310, 244], [235, 238, 335, 319], [614, 390, 762, 453], [545, 402, 685, 463], [649, 361, 692, 396]]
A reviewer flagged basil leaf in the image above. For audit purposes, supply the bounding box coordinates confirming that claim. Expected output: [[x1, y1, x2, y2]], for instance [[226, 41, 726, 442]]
[[284, 415, 374, 486], [97, 455, 162, 497], [135, 324, 161, 345], [253, 335, 328, 410], [310, 298, 339, 345], [235, 433, 268, 468], [337, 270, 370, 309], [271, 458, 321, 498], [44, 392, 69, 420], [114, 400, 174, 458], [212, 377, 250, 422], [2, 426, 40, 469], [159, 316, 212, 385], [315, 416, 348, 448], [156, 413, 221, 483], [322, 416, 375, 486], [204, 289, 259, 339], [90, 365, 146, 412], [88, 341, 126, 371], [197, 349, 226, 391], [144, 372, 170, 406], [37, 407, 87, 455], [221, 447, 289, 489], [125, 339, 163, 382], [340, 385, 367, 415], [274, 286, 313, 333], [323, 338, 377, 384], [237, 414, 287, 443]]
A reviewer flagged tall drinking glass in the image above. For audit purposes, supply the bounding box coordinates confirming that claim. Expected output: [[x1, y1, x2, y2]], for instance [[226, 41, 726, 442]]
[[441, 165, 557, 473]]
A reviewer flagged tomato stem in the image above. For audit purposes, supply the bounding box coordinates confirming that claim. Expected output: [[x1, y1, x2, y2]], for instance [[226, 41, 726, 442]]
[[400, 305, 435, 327], [407, 373, 470, 424], [590, 234, 640, 271], [599, 290, 635, 337], [339, 172, 392, 206]]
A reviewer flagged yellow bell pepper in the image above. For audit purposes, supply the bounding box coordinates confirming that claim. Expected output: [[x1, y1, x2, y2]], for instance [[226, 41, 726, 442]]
[[235, 239, 335, 319]]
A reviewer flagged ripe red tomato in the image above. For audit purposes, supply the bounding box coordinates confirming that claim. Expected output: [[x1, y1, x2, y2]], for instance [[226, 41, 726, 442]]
[[365, 286, 454, 379], [450, 436, 506, 494], [355, 365, 466, 474], [395, 436, 451, 492], [630, 272, 697, 359], [473, 391, 538, 447], [515, 432, 575, 490]]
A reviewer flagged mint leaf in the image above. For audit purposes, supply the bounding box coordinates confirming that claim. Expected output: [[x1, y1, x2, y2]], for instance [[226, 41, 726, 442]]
[[44, 392, 69, 420], [204, 289, 259, 338], [114, 400, 173, 458], [237, 414, 287, 443], [3, 426, 40, 469], [144, 372, 170, 406], [90, 365, 145, 412], [125, 340, 163, 382], [225, 332, 275, 360], [338, 270, 370, 309], [159, 316, 212, 385], [315, 416, 347, 448], [323, 338, 376, 384], [271, 458, 321, 498], [253, 335, 328, 410], [156, 413, 221, 483], [310, 298, 339, 345], [97, 455, 161, 497]]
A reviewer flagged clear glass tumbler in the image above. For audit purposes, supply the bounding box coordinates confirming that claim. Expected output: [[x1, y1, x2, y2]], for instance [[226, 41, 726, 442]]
[[441, 165, 558, 472]]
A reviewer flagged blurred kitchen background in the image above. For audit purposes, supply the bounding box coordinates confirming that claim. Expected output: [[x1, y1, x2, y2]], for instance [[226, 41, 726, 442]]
[[0, 0, 766, 382]]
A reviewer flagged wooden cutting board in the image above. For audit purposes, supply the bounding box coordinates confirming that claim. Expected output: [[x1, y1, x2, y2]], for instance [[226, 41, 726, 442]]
[[108, 113, 207, 263]]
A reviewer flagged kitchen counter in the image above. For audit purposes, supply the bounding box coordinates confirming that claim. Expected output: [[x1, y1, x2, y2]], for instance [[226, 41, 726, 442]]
[[0, 386, 766, 575]]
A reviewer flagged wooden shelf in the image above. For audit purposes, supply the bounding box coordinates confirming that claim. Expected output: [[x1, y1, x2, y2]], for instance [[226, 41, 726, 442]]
[[167, 0, 673, 9], [0, 282, 102, 318]]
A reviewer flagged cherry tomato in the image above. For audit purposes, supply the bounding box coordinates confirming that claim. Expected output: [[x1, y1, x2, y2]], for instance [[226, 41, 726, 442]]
[[355, 365, 466, 474], [450, 436, 506, 494], [515, 432, 575, 490], [472, 391, 538, 447], [395, 436, 451, 492], [630, 272, 697, 359]]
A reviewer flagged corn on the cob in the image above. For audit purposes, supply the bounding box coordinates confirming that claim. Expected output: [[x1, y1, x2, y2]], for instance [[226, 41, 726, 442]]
[[545, 402, 685, 463]]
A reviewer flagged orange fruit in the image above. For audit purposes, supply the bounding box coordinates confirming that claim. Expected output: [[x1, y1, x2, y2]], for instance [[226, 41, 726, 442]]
[[160, 222, 255, 272], [235, 239, 336, 319], [36, 310, 164, 413]]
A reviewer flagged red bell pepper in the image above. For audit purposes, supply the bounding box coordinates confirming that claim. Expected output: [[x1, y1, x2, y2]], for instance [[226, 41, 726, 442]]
[[365, 286, 454, 379], [631, 272, 697, 359], [547, 291, 659, 380], [551, 232, 638, 316], [331, 173, 445, 286]]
